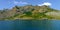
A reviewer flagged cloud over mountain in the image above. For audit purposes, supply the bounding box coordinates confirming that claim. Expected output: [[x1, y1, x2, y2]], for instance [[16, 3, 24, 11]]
[[38, 2, 52, 6], [13, 1, 28, 5]]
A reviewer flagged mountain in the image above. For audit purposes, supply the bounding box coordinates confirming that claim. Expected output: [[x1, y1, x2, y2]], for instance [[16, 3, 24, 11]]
[[0, 5, 60, 20]]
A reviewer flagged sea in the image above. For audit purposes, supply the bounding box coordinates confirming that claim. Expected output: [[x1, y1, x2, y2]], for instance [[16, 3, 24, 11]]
[[0, 19, 60, 30]]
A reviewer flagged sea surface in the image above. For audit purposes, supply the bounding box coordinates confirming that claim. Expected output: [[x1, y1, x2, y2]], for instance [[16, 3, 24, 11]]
[[0, 20, 60, 30]]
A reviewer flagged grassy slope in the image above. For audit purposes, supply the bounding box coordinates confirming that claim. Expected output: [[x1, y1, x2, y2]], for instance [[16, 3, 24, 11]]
[[45, 11, 60, 19]]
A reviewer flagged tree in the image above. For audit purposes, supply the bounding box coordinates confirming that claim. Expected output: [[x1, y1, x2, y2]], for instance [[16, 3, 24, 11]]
[[24, 11, 32, 17], [15, 5, 20, 9]]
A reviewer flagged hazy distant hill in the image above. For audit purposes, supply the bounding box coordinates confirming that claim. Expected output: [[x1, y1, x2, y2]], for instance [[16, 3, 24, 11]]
[[0, 5, 60, 20]]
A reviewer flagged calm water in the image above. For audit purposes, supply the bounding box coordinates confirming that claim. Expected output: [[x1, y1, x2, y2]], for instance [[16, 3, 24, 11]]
[[0, 20, 60, 30]]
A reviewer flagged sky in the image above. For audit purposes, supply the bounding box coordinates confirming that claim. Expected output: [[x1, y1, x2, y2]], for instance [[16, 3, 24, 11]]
[[0, 0, 60, 10]]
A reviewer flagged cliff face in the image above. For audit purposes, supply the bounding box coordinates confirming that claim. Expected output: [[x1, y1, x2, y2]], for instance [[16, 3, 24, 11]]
[[0, 5, 59, 20]]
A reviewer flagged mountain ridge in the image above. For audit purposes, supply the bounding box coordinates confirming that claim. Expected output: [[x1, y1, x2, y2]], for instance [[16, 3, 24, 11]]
[[0, 5, 60, 20]]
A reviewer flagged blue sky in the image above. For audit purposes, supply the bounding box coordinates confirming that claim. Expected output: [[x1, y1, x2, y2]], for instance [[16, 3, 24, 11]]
[[0, 0, 60, 10]]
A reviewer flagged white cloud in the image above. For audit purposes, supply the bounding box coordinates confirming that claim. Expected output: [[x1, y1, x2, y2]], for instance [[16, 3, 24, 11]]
[[19, 1, 28, 4], [13, 1, 28, 5], [38, 2, 52, 6], [14, 1, 19, 4]]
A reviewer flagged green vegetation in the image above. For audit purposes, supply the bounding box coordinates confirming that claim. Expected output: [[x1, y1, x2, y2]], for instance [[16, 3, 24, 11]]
[[0, 5, 60, 20]]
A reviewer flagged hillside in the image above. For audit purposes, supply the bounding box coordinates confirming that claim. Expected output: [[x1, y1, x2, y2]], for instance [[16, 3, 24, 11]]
[[0, 5, 60, 20]]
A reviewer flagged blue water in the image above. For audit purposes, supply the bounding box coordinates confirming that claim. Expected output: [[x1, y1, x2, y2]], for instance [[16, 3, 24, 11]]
[[0, 20, 60, 30]]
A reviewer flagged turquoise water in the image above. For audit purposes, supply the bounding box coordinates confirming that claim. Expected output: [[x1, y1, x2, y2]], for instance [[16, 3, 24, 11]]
[[0, 20, 60, 30]]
